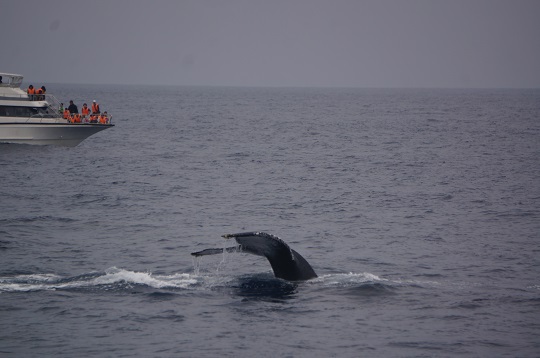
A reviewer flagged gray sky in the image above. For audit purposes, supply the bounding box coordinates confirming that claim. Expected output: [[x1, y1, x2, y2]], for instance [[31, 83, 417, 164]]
[[2, 0, 539, 88]]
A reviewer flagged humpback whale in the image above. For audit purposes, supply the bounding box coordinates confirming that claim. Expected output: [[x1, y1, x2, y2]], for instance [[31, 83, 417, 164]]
[[191, 232, 318, 281]]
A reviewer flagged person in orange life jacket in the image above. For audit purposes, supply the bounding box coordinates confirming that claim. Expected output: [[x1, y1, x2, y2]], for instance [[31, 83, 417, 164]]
[[36, 87, 43, 100], [39, 86, 46, 100], [81, 103, 90, 117], [27, 85, 35, 100], [72, 113, 81, 123], [63, 108, 71, 120], [91, 100, 100, 114], [98, 111, 109, 124], [68, 100, 78, 114], [89, 114, 98, 123]]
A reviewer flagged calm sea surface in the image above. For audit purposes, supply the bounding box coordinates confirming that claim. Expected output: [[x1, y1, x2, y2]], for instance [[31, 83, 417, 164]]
[[1, 85, 539, 357]]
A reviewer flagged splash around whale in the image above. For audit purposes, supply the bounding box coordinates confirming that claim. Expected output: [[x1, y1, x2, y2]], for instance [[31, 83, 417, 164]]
[[191, 232, 318, 281]]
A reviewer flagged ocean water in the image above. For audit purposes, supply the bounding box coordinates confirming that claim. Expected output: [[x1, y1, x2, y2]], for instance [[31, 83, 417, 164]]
[[0, 85, 539, 357]]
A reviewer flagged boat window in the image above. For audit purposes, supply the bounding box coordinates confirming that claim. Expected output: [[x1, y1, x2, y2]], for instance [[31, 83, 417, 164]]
[[0, 105, 54, 117]]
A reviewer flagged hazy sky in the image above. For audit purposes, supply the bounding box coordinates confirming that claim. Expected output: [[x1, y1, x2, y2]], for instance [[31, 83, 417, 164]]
[[2, 0, 539, 88]]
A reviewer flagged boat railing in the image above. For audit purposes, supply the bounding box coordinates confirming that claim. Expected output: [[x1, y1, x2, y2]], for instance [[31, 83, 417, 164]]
[[0, 92, 63, 108], [42, 94, 63, 115], [25, 113, 113, 125], [26, 114, 65, 123], [63, 112, 113, 124]]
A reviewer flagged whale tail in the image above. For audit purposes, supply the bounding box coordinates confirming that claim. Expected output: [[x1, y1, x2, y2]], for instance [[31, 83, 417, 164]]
[[191, 232, 317, 281]]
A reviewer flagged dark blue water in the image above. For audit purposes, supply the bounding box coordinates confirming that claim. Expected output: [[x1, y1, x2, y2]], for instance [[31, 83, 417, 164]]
[[1, 85, 539, 357]]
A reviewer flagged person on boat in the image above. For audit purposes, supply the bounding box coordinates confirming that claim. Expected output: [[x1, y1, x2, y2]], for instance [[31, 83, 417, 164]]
[[40, 86, 46, 100], [91, 100, 100, 114], [27, 85, 35, 100], [68, 100, 78, 114], [58, 103, 64, 114], [36, 87, 44, 101], [72, 113, 81, 123], [81, 103, 90, 118], [63, 108, 71, 120], [89, 114, 98, 123], [98, 112, 109, 124]]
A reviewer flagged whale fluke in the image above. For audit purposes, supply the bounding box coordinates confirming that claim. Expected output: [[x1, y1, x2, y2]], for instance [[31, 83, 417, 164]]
[[191, 247, 240, 256], [191, 232, 317, 281]]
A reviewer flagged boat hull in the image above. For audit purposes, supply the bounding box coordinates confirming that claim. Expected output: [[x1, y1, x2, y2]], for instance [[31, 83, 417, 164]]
[[0, 123, 114, 147]]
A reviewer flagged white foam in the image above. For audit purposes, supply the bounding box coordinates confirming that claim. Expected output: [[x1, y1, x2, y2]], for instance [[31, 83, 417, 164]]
[[0, 267, 199, 293], [0, 273, 63, 292], [94, 267, 198, 289], [311, 272, 388, 287], [0, 273, 60, 284], [0, 283, 51, 292]]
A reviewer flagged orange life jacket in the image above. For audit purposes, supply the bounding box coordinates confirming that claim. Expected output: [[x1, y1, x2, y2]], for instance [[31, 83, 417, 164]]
[[81, 106, 90, 116], [27, 87, 35, 94], [35, 88, 43, 100], [73, 114, 81, 123], [90, 115, 97, 123], [63, 109, 70, 120], [99, 115, 107, 124], [91, 103, 100, 113]]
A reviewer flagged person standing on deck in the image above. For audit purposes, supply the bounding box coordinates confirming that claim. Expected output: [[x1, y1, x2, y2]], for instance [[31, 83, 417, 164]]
[[68, 100, 78, 114], [40, 86, 46, 100], [91, 100, 100, 114], [36, 87, 43, 100], [27, 85, 35, 100]]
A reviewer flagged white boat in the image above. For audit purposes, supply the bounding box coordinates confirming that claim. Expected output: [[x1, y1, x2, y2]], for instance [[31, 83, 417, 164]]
[[0, 72, 114, 146]]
